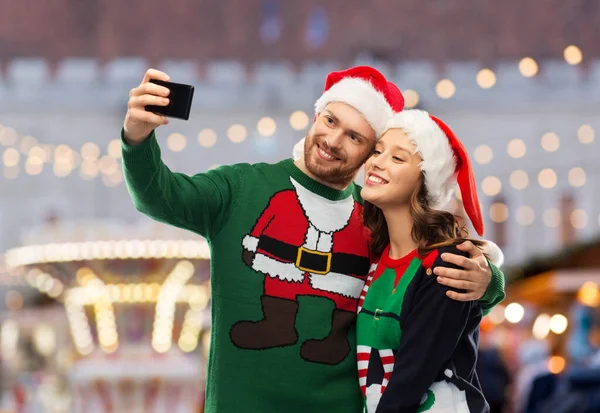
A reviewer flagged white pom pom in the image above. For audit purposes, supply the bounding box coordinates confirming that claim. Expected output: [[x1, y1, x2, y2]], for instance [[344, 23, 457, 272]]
[[481, 240, 504, 268], [292, 138, 305, 160]]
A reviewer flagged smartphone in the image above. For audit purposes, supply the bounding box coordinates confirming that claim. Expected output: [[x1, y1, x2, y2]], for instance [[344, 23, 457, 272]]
[[145, 79, 195, 120]]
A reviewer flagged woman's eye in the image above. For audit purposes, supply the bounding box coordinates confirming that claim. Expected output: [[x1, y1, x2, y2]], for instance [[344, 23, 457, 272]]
[[393, 156, 405, 162]]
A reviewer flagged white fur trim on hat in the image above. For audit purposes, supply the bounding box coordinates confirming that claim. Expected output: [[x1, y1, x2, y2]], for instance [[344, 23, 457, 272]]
[[386, 110, 457, 208], [293, 138, 305, 161], [315, 77, 393, 139]]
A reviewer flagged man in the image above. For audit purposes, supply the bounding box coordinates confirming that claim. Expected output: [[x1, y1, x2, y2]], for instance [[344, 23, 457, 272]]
[[121, 66, 505, 413]]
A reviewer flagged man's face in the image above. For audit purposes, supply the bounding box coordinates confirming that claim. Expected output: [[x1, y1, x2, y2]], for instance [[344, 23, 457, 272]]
[[304, 102, 376, 187]]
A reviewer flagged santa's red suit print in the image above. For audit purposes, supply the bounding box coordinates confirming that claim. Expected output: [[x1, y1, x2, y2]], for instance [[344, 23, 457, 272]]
[[230, 177, 371, 365]]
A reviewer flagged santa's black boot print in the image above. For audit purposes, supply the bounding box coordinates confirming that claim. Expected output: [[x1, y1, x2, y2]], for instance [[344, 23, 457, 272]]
[[230, 295, 299, 349], [300, 308, 355, 365]]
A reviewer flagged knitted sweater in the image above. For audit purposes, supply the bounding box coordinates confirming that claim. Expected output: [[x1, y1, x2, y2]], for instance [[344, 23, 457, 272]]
[[357, 245, 489, 413], [121, 131, 505, 413]]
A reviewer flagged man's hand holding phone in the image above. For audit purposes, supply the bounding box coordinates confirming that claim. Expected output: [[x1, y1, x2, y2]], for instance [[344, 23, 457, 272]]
[[123, 69, 194, 145]]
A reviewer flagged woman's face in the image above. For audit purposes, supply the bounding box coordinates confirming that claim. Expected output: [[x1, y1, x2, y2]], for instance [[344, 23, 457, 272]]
[[361, 128, 423, 209]]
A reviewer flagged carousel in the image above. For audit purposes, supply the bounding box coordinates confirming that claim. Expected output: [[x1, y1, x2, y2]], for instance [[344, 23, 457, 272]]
[[4, 218, 212, 413]]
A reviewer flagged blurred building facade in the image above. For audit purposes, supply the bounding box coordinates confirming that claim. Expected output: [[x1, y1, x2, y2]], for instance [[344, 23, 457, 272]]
[[1, 0, 600, 269], [2, 56, 600, 268], [1, 0, 600, 64]]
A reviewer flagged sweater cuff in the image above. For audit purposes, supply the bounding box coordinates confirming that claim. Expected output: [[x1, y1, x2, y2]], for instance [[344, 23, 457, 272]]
[[480, 261, 506, 316], [121, 128, 160, 168]]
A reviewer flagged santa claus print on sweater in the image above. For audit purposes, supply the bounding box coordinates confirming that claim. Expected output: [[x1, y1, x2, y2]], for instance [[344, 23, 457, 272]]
[[230, 177, 371, 365]]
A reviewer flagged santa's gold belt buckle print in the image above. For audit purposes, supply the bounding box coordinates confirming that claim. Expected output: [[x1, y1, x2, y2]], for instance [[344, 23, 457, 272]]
[[295, 247, 332, 275]]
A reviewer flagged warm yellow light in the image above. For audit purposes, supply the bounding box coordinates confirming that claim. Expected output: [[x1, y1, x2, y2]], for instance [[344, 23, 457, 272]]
[[98, 156, 119, 175], [227, 125, 247, 143], [538, 169, 557, 189], [578, 125, 595, 144], [509, 170, 529, 190], [505, 303, 524, 323], [33, 323, 56, 356], [474, 145, 493, 165], [436, 79, 456, 99], [532, 314, 551, 340], [25, 160, 43, 176], [568, 167, 586, 187], [28, 146, 46, 164], [564, 45, 583, 65], [476, 69, 496, 89], [519, 57, 539, 77], [541, 133, 560, 152], [197, 129, 217, 148], [549, 314, 568, 334], [570, 209, 588, 229], [80, 160, 99, 179], [167, 133, 187, 152], [578, 282, 600, 307], [289, 111, 310, 130], [507, 139, 527, 159], [548, 356, 566, 374], [107, 139, 121, 158], [81, 142, 100, 161], [257, 117, 277, 137], [482, 176, 502, 196], [178, 332, 199, 353], [2, 148, 20, 167], [403, 89, 420, 108], [152, 340, 171, 353], [76, 268, 95, 285], [490, 203, 509, 223]]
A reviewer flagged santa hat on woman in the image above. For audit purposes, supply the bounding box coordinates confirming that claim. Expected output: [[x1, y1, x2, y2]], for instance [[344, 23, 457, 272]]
[[386, 110, 504, 266], [292, 66, 405, 160]]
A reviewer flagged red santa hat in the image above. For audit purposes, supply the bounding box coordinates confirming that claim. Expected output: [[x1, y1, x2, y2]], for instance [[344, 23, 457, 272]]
[[386, 110, 504, 266], [292, 66, 405, 160]]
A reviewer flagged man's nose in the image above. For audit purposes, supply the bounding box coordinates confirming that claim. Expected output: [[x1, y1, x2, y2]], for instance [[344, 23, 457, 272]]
[[326, 129, 345, 148]]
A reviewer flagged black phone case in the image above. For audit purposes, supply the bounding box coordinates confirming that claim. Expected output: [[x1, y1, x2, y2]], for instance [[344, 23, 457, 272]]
[[145, 79, 195, 120]]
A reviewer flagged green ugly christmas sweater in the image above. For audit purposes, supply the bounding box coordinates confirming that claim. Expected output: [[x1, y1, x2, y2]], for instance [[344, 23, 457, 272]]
[[121, 131, 505, 413]]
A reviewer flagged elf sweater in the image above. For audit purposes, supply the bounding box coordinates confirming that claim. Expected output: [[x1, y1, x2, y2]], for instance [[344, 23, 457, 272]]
[[121, 131, 505, 413], [357, 245, 489, 413]]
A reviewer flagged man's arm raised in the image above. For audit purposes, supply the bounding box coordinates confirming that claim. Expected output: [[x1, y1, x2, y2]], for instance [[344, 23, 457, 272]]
[[121, 69, 243, 239]]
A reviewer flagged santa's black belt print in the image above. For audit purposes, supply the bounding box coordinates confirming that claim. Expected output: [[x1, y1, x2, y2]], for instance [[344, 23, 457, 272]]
[[258, 235, 371, 276]]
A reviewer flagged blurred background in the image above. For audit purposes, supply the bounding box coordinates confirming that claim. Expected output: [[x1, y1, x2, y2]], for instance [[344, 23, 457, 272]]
[[1, 1, 600, 412]]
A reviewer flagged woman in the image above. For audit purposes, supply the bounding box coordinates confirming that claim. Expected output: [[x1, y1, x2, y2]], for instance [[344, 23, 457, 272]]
[[357, 109, 500, 413]]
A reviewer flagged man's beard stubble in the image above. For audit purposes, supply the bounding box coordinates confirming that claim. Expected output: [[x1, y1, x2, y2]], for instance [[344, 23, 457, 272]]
[[303, 133, 368, 187]]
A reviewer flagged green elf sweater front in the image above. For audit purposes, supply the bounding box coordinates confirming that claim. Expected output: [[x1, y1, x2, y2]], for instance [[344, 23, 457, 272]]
[[357, 245, 489, 413], [121, 131, 506, 413]]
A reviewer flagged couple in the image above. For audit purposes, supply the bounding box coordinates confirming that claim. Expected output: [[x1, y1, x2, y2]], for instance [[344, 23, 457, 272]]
[[121, 66, 505, 412]]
